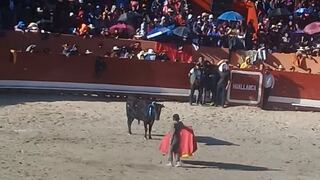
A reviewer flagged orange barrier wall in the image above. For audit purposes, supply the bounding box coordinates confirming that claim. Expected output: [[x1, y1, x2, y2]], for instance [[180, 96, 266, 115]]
[[0, 52, 192, 89], [1, 51, 320, 110], [272, 71, 320, 100]]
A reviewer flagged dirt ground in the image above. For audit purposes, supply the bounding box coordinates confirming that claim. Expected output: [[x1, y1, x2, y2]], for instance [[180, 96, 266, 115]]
[[0, 93, 319, 180]]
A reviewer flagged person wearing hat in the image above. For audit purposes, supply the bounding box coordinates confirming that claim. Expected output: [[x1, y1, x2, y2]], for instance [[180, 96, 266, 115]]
[[277, 64, 285, 71], [186, 14, 194, 30], [262, 67, 275, 109], [110, 46, 120, 58], [215, 59, 230, 108], [188, 62, 203, 105], [165, 8, 175, 26], [153, 18, 160, 28], [166, 114, 184, 167], [26, 22, 39, 33]]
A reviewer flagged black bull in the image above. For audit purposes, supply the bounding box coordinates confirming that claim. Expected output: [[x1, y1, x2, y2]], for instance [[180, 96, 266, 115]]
[[126, 97, 164, 139]]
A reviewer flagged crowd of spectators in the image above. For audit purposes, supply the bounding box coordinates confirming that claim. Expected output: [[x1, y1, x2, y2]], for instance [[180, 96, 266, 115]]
[[1, 0, 320, 55]]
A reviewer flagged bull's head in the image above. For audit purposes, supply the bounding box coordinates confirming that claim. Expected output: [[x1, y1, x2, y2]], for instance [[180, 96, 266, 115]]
[[154, 103, 165, 120]]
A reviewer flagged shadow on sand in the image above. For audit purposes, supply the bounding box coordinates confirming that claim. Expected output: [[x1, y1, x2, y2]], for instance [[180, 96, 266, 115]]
[[196, 136, 239, 146], [183, 160, 279, 171], [0, 90, 125, 107]]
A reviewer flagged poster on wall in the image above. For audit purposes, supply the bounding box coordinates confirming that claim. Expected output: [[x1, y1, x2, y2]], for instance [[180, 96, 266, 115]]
[[227, 70, 263, 105]]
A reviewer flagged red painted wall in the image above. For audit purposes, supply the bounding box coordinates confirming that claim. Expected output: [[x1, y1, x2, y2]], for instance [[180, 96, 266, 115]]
[[0, 52, 192, 89], [272, 71, 320, 100]]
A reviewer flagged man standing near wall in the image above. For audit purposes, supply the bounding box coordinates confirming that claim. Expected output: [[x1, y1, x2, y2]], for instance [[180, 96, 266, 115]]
[[188, 63, 203, 105], [263, 67, 275, 109], [215, 60, 230, 108]]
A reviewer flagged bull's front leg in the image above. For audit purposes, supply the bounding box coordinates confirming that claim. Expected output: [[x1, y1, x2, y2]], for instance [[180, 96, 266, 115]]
[[148, 120, 154, 139], [143, 121, 148, 140], [127, 117, 134, 135]]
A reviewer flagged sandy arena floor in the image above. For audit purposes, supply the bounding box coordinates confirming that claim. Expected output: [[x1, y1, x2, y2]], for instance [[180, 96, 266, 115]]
[[0, 93, 319, 180]]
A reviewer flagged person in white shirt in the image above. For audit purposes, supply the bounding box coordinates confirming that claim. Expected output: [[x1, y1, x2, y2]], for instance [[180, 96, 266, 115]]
[[263, 68, 275, 108]]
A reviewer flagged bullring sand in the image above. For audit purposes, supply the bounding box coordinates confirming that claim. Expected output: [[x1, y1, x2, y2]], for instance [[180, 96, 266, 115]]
[[0, 93, 319, 180]]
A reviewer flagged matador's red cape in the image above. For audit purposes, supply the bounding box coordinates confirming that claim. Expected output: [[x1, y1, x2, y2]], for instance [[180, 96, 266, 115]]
[[159, 126, 197, 158]]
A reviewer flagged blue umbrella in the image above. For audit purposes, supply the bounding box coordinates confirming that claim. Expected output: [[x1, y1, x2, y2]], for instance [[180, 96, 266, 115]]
[[295, 8, 307, 14], [146, 25, 175, 40], [217, 11, 244, 22]]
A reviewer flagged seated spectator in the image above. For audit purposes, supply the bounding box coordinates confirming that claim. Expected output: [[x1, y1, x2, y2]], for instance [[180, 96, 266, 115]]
[[14, 21, 26, 32], [129, 42, 142, 55], [280, 33, 291, 52], [156, 51, 170, 61], [77, 23, 89, 36], [144, 49, 157, 61], [110, 46, 120, 58], [277, 65, 285, 71], [25, 44, 37, 53], [240, 56, 252, 69], [137, 50, 145, 60], [312, 44, 320, 56], [294, 47, 305, 67], [159, 16, 167, 27], [62, 44, 78, 57], [84, 49, 93, 55], [26, 22, 40, 33], [152, 18, 160, 29], [101, 27, 110, 36], [87, 24, 97, 36], [119, 46, 130, 59]]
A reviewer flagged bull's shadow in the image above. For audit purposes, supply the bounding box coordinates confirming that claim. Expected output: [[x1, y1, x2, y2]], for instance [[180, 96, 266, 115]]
[[183, 160, 279, 171], [196, 136, 239, 146]]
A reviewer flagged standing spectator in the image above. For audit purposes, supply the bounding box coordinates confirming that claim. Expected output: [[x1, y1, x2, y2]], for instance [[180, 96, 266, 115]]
[[257, 23, 267, 45], [186, 14, 193, 30], [192, 18, 202, 50], [138, 18, 148, 37], [215, 60, 230, 108], [263, 67, 275, 109], [188, 63, 203, 105], [268, 25, 280, 51], [151, 0, 162, 18], [245, 20, 255, 50]]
